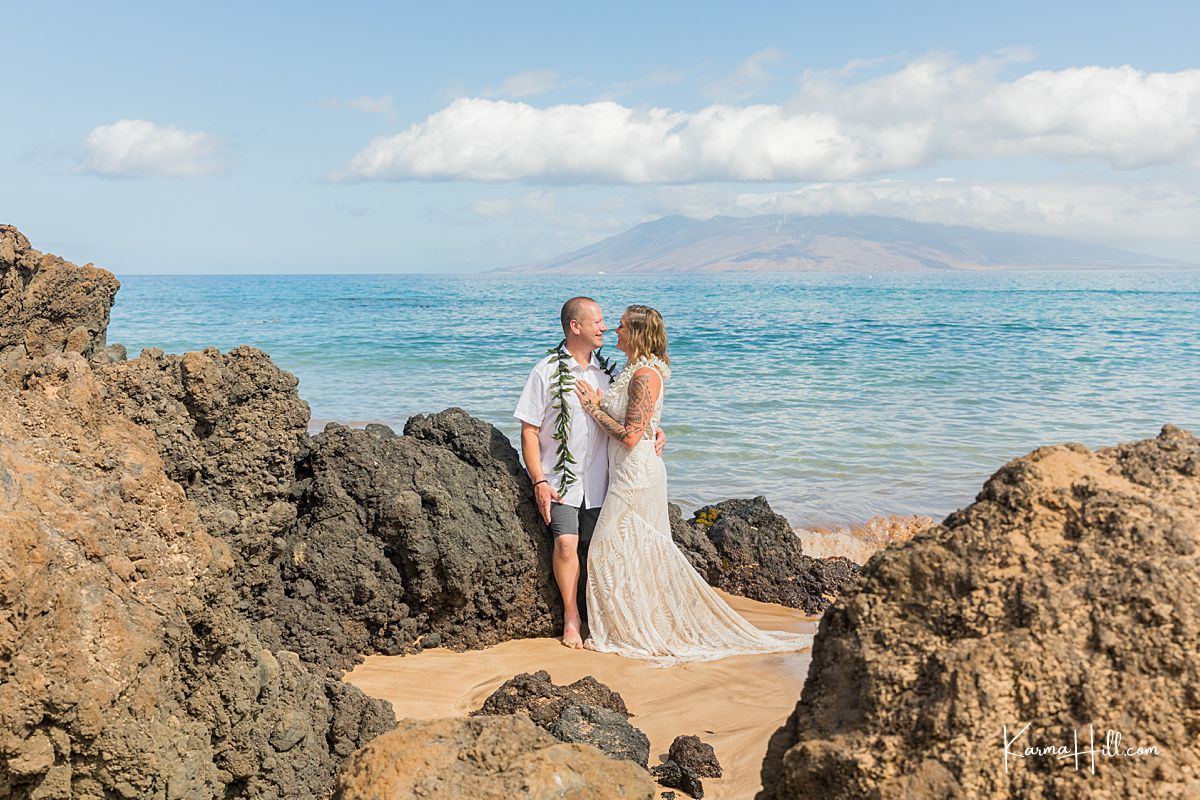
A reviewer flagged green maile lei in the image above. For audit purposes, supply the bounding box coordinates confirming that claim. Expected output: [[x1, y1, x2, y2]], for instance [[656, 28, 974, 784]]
[[547, 337, 617, 493]]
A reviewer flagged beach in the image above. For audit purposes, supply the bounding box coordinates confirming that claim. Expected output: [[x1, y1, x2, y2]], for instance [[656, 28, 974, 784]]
[[345, 591, 819, 800], [4, 225, 1198, 798]]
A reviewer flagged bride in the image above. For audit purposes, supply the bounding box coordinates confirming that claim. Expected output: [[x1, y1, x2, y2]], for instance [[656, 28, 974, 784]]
[[573, 305, 813, 663]]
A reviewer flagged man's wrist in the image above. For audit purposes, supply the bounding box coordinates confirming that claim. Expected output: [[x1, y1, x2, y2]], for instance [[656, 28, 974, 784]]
[[532, 478, 549, 488]]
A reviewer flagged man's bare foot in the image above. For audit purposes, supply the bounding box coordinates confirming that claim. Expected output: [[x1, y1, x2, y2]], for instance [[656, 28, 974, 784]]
[[561, 617, 584, 649]]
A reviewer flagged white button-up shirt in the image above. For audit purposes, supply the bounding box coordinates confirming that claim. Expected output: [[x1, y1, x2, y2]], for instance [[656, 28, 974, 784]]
[[514, 350, 614, 509]]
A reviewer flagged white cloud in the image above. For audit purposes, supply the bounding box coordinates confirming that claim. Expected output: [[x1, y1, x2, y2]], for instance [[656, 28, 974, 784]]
[[486, 68, 558, 98], [336, 54, 1200, 184], [346, 95, 393, 114], [78, 119, 228, 178], [705, 47, 783, 102]]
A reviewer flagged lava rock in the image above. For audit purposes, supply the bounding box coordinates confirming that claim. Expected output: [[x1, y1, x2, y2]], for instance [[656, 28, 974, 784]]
[[0, 225, 119, 378], [549, 703, 651, 766], [98, 343, 310, 622], [475, 671, 650, 766], [473, 670, 630, 727], [334, 716, 657, 800], [668, 734, 722, 778], [284, 411, 560, 666], [759, 426, 1200, 800], [652, 759, 705, 798], [0, 351, 393, 800], [670, 497, 860, 613], [0, 229, 394, 800]]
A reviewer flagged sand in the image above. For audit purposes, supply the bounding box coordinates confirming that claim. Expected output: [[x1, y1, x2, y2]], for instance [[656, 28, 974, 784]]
[[345, 590, 819, 800]]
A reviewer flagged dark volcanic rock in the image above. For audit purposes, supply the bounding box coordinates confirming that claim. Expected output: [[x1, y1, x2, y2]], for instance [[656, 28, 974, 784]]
[[651, 759, 705, 798], [759, 426, 1200, 800], [334, 716, 657, 800], [282, 410, 559, 666], [100, 348, 559, 670], [0, 225, 119, 377], [549, 704, 651, 766], [670, 497, 859, 613], [668, 734, 722, 778], [475, 671, 648, 766], [473, 670, 630, 727], [404, 408, 528, 478]]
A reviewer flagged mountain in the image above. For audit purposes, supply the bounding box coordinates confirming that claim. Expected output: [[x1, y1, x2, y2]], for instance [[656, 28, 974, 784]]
[[507, 214, 1187, 273]]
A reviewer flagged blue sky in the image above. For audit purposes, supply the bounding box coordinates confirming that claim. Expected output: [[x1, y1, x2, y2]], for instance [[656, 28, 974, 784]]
[[5, 1, 1200, 273]]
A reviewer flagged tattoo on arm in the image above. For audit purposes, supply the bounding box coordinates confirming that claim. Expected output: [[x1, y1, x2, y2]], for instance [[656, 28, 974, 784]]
[[623, 374, 655, 440], [583, 373, 655, 443], [589, 404, 628, 439]]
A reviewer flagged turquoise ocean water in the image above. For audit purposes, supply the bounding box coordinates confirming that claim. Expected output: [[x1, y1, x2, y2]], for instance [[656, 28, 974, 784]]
[[108, 271, 1200, 528]]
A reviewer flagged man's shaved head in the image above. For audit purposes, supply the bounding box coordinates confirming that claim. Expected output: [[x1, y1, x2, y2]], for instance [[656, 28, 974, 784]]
[[561, 296, 599, 334]]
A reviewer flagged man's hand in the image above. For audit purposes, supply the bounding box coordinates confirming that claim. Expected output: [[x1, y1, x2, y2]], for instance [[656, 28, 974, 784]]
[[654, 426, 667, 456], [534, 480, 562, 524]]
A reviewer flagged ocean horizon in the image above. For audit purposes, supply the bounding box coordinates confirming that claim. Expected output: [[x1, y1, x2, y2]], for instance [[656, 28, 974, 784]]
[[108, 269, 1200, 528]]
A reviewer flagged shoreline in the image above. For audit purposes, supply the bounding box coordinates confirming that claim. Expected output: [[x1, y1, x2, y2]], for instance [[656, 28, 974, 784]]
[[7, 226, 1197, 799]]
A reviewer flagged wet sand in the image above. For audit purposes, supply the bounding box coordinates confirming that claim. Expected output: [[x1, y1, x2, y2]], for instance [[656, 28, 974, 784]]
[[345, 591, 819, 800]]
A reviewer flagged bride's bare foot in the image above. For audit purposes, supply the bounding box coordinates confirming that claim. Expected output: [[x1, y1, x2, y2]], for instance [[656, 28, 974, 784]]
[[561, 616, 584, 649]]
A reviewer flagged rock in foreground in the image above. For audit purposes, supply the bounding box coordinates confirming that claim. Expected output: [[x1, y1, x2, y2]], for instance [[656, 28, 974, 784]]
[[474, 671, 649, 766], [759, 426, 1200, 799], [0, 354, 393, 800], [0, 229, 394, 799], [669, 735, 722, 778], [333, 716, 657, 800]]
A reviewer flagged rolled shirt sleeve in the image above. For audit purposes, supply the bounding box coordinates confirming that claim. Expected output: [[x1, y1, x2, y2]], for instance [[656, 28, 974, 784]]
[[514, 365, 548, 427]]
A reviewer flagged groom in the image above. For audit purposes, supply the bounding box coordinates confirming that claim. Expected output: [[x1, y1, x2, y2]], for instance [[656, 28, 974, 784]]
[[514, 297, 665, 648]]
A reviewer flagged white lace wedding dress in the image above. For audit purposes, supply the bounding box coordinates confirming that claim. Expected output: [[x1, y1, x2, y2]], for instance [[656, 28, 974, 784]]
[[584, 355, 815, 664]]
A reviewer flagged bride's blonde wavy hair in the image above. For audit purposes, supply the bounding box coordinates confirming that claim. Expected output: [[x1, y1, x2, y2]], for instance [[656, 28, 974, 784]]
[[621, 304, 669, 365]]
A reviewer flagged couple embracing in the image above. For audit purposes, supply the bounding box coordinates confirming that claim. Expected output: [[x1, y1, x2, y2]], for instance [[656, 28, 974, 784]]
[[515, 297, 812, 664]]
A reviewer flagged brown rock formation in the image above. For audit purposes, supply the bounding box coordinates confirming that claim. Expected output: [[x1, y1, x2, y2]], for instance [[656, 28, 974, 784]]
[[0, 225, 119, 376], [97, 344, 310, 641], [333, 716, 658, 800], [0, 230, 394, 799], [0, 354, 392, 799], [759, 426, 1200, 799]]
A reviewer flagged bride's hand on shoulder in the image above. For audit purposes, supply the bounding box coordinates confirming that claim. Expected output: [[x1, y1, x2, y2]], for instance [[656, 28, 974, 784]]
[[574, 379, 603, 413]]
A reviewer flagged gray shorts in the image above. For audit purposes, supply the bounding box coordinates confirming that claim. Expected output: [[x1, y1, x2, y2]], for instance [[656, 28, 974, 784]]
[[549, 501, 600, 539]]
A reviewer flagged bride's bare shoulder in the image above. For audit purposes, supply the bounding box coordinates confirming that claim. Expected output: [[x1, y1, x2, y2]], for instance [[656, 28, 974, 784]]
[[629, 365, 663, 385], [625, 367, 663, 404]]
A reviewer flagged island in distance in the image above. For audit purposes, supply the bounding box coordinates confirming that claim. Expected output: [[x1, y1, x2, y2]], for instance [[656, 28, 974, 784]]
[[503, 214, 1191, 274]]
